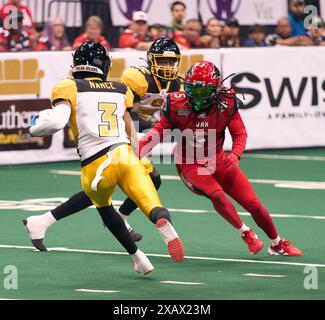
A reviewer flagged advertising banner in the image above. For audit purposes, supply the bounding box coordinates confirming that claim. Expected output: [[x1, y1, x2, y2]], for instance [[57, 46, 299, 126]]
[[1, 47, 324, 164], [110, 0, 288, 26], [221, 47, 325, 150]]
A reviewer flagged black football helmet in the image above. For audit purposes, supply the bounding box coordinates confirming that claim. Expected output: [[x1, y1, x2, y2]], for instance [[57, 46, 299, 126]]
[[147, 37, 182, 81], [72, 41, 111, 80]]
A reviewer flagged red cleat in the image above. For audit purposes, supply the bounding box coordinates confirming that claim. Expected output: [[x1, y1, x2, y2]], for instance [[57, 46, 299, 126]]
[[156, 218, 185, 263], [268, 239, 302, 256], [241, 229, 264, 255]]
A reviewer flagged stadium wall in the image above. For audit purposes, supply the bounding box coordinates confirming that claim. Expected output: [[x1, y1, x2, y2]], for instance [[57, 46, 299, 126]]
[[0, 47, 325, 165]]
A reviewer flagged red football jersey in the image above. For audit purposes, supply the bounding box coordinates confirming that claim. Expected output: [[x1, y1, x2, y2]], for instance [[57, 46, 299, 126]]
[[72, 33, 111, 50], [139, 90, 247, 164]]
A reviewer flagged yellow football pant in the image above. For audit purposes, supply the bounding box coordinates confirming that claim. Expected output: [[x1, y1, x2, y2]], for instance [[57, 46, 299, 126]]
[[81, 144, 162, 216]]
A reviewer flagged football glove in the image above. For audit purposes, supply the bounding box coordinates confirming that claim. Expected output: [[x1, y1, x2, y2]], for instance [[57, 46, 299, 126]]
[[224, 153, 239, 171]]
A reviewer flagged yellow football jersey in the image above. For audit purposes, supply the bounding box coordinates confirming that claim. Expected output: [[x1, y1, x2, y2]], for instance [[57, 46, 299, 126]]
[[121, 66, 182, 121], [51, 77, 134, 161]]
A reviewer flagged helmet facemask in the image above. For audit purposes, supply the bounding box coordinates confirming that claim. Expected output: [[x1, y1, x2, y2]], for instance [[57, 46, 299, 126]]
[[148, 53, 182, 81], [184, 81, 217, 113]]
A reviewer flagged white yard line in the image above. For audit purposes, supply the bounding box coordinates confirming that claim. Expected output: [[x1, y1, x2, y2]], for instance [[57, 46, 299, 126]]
[[51, 170, 325, 189], [1, 198, 324, 220], [1, 244, 325, 269], [236, 212, 325, 220], [166, 209, 325, 220], [75, 289, 119, 293], [160, 281, 204, 285], [249, 178, 322, 184], [51, 170, 80, 175], [243, 154, 325, 161], [243, 273, 287, 278]]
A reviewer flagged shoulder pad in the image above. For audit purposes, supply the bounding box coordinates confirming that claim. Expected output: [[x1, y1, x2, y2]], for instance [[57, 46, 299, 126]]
[[132, 66, 150, 76]]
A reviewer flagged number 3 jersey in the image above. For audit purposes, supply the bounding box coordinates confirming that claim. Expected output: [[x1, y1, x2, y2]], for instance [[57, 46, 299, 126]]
[[51, 77, 134, 161]]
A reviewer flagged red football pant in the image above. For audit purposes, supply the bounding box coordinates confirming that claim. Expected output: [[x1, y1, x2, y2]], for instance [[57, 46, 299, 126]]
[[176, 154, 278, 239]]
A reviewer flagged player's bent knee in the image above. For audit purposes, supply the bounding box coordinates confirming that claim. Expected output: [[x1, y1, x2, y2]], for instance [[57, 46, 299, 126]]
[[210, 190, 231, 211], [245, 198, 262, 213], [149, 207, 171, 224]]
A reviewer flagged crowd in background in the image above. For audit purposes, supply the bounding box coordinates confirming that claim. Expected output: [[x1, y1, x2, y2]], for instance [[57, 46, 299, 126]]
[[0, 0, 324, 52]]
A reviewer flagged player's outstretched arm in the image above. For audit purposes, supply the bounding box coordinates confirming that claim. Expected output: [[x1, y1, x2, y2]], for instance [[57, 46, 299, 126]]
[[138, 114, 173, 159], [29, 102, 71, 137]]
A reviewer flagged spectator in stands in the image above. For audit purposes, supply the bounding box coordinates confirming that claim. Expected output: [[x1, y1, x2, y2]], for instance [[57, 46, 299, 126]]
[[288, 0, 306, 36], [277, 15, 325, 46], [118, 11, 152, 50], [200, 18, 222, 48], [0, 9, 30, 52], [73, 16, 111, 50], [169, 1, 186, 34], [303, 15, 325, 45], [174, 19, 206, 49], [265, 17, 293, 46], [219, 17, 241, 47], [29, 23, 51, 51], [149, 24, 174, 41], [43, 17, 71, 51], [0, 0, 33, 31], [244, 24, 266, 47]]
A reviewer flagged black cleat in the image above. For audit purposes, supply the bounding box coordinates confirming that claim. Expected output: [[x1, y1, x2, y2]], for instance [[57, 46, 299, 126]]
[[129, 229, 143, 242], [103, 221, 143, 242], [31, 239, 48, 252], [23, 219, 48, 252]]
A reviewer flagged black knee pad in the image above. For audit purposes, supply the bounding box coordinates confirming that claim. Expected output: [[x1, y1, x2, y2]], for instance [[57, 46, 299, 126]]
[[150, 168, 161, 190], [149, 207, 171, 224]]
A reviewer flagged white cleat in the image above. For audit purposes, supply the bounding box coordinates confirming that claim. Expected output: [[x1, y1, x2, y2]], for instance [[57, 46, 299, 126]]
[[132, 250, 154, 275], [156, 218, 185, 263], [23, 215, 51, 252]]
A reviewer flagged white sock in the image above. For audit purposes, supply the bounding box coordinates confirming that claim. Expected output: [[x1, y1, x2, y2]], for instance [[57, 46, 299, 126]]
[[40, 212, 56, 228], [118, 210, 132, 230], [131, 249, 141, 261], [271, 236, 281, 246], [238, 223, 250, 234]]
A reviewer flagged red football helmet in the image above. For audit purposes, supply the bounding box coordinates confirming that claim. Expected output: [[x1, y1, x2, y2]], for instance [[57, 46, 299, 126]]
[[184, 61, 221, 112]]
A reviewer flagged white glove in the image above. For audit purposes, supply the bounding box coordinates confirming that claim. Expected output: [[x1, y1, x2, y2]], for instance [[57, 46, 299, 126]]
[[141, 89, 168, 105], [140, 92, 161, 105], [30, 105, 71, 136]]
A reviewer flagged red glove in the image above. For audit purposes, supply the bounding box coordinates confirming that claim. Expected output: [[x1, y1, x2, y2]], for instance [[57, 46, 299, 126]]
[[224, 153, 239, 170]]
